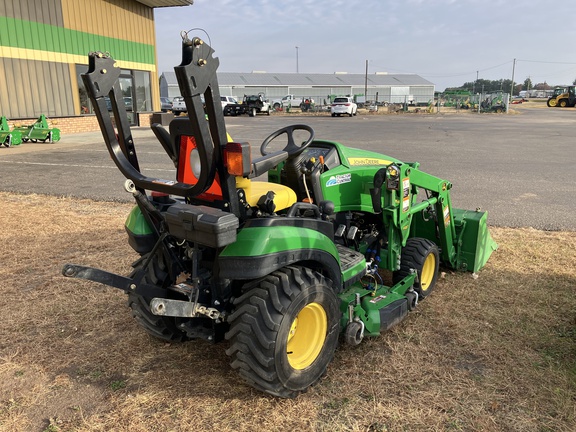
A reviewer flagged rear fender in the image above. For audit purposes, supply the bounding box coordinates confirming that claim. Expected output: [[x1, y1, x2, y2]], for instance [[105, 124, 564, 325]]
[[219, 226, 341, 285]]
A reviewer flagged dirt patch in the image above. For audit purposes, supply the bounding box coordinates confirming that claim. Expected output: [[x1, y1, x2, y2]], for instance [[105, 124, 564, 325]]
[[1, 192, 575, 431]]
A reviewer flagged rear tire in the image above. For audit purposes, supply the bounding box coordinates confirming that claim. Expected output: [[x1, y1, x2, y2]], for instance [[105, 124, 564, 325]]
[[559, 99, 568, 108], [128, 253, 188, 342], [226, 266, 340, 398], [393, 238, 439, 299]]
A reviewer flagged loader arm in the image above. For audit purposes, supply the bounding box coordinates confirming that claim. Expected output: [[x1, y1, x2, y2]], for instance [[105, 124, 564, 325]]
[[373, 160, 493, 272]]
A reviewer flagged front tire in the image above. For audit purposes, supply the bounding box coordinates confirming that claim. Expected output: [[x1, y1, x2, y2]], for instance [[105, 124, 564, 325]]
[[226, 266, 340, 398], [393, 238, 439, 299]]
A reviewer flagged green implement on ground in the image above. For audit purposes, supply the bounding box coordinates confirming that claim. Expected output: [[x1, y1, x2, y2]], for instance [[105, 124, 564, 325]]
[[0, 116, 22, 147], [63, 32, 497, 398], [12, 114, 60, 143]]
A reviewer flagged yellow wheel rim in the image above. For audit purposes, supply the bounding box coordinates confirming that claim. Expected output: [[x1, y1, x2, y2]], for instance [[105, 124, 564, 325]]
[[287, 302, 327, 370], [420, 253, 436, 292]]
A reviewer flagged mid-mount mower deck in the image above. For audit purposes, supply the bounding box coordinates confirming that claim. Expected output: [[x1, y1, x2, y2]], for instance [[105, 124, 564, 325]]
[[63, 32, 497, 397]]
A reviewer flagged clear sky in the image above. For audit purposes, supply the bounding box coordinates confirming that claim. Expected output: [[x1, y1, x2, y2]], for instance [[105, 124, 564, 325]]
[[154, 0, 576, 91]]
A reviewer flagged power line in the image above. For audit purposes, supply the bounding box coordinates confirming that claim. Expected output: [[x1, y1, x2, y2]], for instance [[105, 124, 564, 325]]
[[391, 60, 513, 79], [517, 59, 576, 65]]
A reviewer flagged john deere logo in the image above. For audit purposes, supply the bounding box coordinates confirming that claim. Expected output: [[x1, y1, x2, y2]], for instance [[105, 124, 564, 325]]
[[348, 157, 392, 166]]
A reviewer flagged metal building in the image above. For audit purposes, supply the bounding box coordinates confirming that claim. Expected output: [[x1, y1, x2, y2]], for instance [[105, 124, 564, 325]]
[[0, 0, 193, 128], [160, 71, 435, 105]]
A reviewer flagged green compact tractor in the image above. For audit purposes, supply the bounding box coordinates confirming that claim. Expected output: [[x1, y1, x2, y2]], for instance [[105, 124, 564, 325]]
[[0, 116, 22, 147], [12, 114, 60, 143], [63, 33, 497, 398]]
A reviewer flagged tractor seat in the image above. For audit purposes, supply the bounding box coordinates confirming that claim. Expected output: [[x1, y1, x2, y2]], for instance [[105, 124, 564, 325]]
[[236, 177, 297, 211]]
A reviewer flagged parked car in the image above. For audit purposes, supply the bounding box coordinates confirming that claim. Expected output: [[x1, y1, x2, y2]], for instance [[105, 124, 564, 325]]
[[331, 97, 357, 117], [123, 97, 133, 111], [172, 96, 186, 115], [271, 94, 315, 111], [221, 95, 238, 109], [103, 96, 132, 111], [160, 97, 173, 112]]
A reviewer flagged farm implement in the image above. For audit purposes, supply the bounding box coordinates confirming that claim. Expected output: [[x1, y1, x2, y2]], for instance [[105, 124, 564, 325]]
[[0, 116, 22, 147], [63, 32, 497, 397], [12, 114, 60, 143]]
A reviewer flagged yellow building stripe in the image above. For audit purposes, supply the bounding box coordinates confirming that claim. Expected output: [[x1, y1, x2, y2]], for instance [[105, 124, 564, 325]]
[[0, 46, 156, 72]]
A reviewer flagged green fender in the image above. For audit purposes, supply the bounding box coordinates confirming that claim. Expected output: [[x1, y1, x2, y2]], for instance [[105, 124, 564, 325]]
[[219, 226, 342, 285]]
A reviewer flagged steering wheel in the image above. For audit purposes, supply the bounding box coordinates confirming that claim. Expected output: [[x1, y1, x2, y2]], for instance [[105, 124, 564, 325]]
[[260, 124, 315, 157]]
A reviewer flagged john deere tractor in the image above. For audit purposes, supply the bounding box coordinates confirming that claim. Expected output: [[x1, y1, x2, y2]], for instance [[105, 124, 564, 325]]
[[63, 32, 497, 398]]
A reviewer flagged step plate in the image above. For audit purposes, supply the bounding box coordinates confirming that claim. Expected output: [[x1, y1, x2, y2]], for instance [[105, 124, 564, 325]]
[[336, 244, 366, 288]]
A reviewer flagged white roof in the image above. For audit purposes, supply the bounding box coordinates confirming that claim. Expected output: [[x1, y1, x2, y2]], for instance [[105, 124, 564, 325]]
[[161, 71, 434, 87]]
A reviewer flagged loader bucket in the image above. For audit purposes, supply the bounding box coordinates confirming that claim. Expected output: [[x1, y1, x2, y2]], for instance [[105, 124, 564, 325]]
[[452, 208, 498, 273]]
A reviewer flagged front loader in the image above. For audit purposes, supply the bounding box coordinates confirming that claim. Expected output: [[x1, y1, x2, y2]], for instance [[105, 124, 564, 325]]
[[63, 32, 497, 398]]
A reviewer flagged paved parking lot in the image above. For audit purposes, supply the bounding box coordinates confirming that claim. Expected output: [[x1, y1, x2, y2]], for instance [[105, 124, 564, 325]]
[[0, 105, 574, 230]]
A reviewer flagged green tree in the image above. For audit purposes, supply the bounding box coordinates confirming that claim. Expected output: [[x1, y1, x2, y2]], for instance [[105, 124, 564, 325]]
[[533, 82, 551, 90], [523, 77, 532, 91], [446, 78, 517, 94]]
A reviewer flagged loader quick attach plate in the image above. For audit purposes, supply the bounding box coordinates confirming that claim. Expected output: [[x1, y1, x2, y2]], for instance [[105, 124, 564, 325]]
[[165, 203, 239, 248]]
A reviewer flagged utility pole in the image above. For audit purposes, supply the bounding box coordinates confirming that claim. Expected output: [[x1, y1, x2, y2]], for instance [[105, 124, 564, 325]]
[[509, 58, 516, 113], [473, 70, 479, 94], [364, 60, 368, 101], [295, 46, 299, 73]]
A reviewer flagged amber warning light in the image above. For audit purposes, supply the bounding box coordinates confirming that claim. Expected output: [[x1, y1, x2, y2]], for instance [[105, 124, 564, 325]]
[[224, 142, 251, 177]]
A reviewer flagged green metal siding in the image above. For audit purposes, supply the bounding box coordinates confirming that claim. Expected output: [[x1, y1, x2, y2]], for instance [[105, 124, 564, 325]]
[[0, 16, 155, 64]]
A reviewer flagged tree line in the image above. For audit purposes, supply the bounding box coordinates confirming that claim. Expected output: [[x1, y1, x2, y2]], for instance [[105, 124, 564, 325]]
[[446, 77, 576, 95]]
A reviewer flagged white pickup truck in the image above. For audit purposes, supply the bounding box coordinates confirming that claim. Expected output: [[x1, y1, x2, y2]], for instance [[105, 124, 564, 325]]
[[172, 95, 238, 115], [171, 96, 187, 115], [271, 95, 314, 111]]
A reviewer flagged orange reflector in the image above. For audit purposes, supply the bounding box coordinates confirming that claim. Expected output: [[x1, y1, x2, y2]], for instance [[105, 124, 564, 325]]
[[177, 135, 223, 200]]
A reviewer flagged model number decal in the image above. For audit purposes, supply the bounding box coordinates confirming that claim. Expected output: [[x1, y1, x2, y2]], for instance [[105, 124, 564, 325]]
[[326, 174, 352, 187]]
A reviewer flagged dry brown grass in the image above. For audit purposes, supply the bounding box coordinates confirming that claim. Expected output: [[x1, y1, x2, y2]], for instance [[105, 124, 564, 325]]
[[1, 191, 574, 432]]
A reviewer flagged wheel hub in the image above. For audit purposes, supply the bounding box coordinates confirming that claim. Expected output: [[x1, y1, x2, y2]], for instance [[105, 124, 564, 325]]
[[287, 302, 327, 370]]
